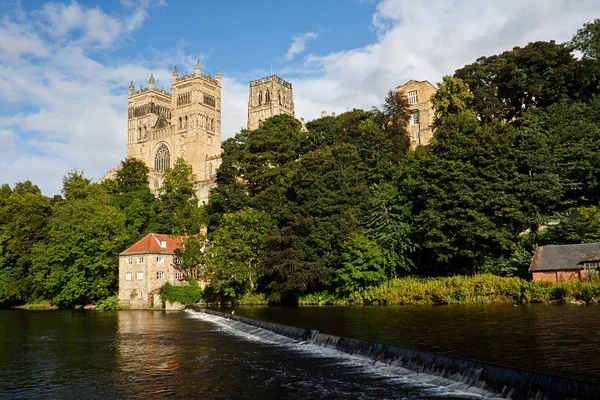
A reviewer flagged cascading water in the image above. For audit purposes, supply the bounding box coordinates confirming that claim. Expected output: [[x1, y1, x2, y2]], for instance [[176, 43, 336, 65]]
[[188, 307, 600, 400]]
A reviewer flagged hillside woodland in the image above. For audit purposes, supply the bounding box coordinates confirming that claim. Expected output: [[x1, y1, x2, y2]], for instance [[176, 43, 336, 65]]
[[2, 20, 600, 307]]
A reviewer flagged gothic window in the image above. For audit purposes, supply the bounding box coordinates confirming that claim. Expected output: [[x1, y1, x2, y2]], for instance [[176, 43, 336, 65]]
[[258, 92, 263, 105], [211, 119, 215, 131], [154, 144, 170, 172], [143, 126, 147, 138], [137, 127, 141, 140], [278, 91, 281, 105], [208, 136, 212, 145], [208, 162, 213, 175], [265, 90, 270, 104], [184, 115, 188, 128], [178, 117, 182, 129]]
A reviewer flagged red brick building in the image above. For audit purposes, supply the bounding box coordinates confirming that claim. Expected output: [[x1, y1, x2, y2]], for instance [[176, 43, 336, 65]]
[[529, 243, 600, 282]]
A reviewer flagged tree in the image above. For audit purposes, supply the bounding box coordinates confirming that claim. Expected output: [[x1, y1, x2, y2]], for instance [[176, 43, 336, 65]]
[[363, 183, 414, 277], [0, 185, 51, 305], [205, 208, 274, 303], [31, 186, 127, 308], [156, 157, 203, 235], [62, 170, 92, 200], [569, 18, 600, 60], [335, 234, 386, 297], [372, 90, 411, 162], [431, 76, 475, 126]]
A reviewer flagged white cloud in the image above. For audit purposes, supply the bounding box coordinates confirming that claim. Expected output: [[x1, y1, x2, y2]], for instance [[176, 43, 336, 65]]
[[284, 32, 318, 61]]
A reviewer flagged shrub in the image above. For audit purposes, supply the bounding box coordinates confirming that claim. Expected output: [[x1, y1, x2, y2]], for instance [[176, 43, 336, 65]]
[[95, 296, 119, 311], [159, 280, 203, 305]]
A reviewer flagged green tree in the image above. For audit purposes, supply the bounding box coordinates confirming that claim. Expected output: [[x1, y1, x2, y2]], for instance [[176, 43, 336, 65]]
[[156, 157, 203, 234], [335, 234, 386, 297], [31, 186, 127, 308], [0, 185, 51, 305], [206, 208, 274, 303], [431, 76, 475, 127]]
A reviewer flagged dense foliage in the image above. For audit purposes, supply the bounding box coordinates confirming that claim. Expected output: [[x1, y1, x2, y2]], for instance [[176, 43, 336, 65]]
[[0, 157, 205, 308], [2, 21, 600, 307]]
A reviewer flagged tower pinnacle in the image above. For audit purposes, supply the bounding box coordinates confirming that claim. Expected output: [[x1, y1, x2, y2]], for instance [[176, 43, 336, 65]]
[[216, 68, 221, 85], [172, 66, 179, 83], [195, 59, 201, 76], [149, 73, 155, 90], [128, 81, 134, 95]]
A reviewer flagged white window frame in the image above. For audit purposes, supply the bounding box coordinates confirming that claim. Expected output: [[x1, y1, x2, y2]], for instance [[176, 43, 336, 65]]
[[156, 256, 164, 264], [125, 272, 132, 281], [411, 112, 419, 125], [126, 257, 133, 265], [408, 90, 418, 105], [137, 272, 144, 280], [175, 271, 184, 280], [137, 257, 144, 264], [413, 131, 421, 142], [157, 271, 165, 280]]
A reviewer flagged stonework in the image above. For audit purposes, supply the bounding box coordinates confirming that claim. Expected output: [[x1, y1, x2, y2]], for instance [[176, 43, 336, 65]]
[[396, 80, 437, 148], [247, 75, 295, 130], [118, 233, 205, 309], [126, 60, 222, 205]]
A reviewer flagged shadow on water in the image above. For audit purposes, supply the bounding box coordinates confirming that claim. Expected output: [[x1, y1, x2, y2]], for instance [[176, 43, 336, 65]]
[[194, 307, 600, 400]]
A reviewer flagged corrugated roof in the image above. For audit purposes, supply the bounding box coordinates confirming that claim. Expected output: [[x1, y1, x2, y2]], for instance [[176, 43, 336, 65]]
[[119, 233, 182, 256], [529, 243, 600, 272]]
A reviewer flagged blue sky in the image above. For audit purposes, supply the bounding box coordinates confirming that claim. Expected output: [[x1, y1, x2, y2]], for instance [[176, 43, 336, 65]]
[[2, 0, 600, 195]]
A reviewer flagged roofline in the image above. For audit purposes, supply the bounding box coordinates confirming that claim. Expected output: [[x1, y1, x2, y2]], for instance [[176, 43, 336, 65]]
[[396, 79, 437, 90], [119, 250, 179, 256]]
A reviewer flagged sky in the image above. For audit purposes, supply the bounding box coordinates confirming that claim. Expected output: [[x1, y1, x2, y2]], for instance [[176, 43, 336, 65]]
[[1, 0, 599, 195]]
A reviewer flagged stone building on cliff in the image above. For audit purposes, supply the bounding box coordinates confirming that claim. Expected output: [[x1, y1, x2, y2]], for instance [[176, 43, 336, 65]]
[[126, 60, 222, 205], [396, 80, 437, 148]]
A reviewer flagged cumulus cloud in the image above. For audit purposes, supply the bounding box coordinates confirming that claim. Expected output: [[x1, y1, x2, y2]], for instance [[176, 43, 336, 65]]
[[284, 32, 318, 61]]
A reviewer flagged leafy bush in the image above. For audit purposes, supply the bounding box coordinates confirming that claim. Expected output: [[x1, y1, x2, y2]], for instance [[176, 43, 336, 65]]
[[159, 279, 203, 305], [95, 295, 119, 311]]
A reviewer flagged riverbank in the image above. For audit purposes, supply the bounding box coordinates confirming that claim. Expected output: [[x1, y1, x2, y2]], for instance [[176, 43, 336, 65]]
[[238, 274, 600, 306]]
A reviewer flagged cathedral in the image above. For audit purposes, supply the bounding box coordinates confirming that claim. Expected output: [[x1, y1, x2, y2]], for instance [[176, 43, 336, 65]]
[[126, 60, 222, 205], [123, 62, 295, 205]]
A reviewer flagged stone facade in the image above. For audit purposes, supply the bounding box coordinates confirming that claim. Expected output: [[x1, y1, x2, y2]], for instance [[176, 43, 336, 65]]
[[118, 233, 202, 309], [396, 80, 437, 148], [126, 61, 222, 205], [247, 75, 294, 130]]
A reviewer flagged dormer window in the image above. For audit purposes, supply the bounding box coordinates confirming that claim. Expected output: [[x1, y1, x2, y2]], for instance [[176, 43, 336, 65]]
[[160, 240, 166, 248]]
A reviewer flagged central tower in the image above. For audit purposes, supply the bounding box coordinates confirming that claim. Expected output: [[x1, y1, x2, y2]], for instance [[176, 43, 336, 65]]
[[247, 75, 294, 130]]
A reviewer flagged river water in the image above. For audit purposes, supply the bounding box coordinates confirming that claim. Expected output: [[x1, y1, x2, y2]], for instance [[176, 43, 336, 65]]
[[0, 305, 598, 399]]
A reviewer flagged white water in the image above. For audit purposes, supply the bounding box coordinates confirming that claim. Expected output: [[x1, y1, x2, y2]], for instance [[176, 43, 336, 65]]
[[185, 309, 504, 399]]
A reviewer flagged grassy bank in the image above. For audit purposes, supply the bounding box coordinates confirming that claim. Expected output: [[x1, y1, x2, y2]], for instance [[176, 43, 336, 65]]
[[239, 275, 600, 306]]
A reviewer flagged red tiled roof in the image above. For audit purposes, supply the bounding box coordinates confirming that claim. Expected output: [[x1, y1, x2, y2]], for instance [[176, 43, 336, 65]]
[[119, 233, 182, 255]]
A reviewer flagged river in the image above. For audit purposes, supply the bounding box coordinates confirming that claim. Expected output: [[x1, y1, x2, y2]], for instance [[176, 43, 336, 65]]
[[0, 305, 599, 399]]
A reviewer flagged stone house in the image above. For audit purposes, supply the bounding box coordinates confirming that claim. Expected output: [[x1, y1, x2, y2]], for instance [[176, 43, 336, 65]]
[[529, 243, 600, 282], [395, 80, 437, 148], [118, 233, 190, 309]]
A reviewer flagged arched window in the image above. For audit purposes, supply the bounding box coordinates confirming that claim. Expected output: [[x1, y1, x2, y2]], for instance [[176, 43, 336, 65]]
[[137, 127, 141, 140], [278, 91, 281, 105], [208, 136, 212, 145], [265, 90, 270, 104], [211, 119, 215, 131], [184, 115, 188, 128], [178, 117, 182, 129], [258, 92, 263, 105], [208, 162, 213, 175], [154, 144, 170, 172], [143, 126, 147, 138]]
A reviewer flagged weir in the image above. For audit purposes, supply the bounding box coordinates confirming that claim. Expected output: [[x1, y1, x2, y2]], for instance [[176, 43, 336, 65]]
[[191, 307, 600, 400]]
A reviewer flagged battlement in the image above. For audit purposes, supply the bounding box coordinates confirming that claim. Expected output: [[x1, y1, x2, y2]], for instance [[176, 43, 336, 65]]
[[250, 75, 292, 89], [174, 71, 219, 85], [129, 86, 172, 97]]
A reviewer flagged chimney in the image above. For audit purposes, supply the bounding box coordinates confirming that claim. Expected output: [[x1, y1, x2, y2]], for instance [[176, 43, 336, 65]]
[[321, 110, 327, 118]]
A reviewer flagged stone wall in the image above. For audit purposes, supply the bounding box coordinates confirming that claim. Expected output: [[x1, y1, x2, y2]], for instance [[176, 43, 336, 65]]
[[396, 80, 437, 148]]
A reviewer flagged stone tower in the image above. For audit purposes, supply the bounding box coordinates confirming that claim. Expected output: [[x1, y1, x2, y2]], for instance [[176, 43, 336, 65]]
[[126, 60, 222, 205], [247, 75, 294, 130], [395, 80, 437, 148]]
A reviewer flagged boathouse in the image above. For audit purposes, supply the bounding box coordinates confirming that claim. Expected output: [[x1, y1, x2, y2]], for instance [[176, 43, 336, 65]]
[[118, 233, 192, 309], [529, 242, 600, 282]]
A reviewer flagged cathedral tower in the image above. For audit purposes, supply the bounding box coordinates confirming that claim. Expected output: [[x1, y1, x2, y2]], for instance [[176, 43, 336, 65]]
[[247, 75, 294, 130], [126, 60, 222, 205]]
